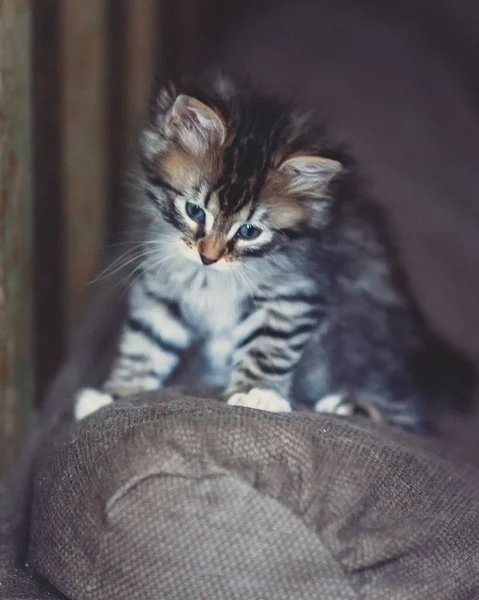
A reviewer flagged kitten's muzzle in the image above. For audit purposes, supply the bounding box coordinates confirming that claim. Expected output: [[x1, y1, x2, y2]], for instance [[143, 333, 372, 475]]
[[197, 236, 225, 266], [200, 254, 219, 266]]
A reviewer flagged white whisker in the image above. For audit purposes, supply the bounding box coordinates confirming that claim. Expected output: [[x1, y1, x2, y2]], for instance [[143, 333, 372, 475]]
[[233, 264, 257, 308], [89, 245, 166, 284]]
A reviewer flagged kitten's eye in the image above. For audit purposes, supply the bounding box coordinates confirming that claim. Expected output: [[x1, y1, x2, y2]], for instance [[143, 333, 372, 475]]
[[236, 224, 262, 240], [185, 202, 206, 224]]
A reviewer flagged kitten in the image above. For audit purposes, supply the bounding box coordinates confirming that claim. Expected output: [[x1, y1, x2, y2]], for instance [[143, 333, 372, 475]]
[[75, 72, 474, 432]]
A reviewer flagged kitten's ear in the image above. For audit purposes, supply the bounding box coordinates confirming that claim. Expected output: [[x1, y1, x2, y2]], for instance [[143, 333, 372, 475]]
[[166, 94, 226, 153], [280, 155, 342, 196]]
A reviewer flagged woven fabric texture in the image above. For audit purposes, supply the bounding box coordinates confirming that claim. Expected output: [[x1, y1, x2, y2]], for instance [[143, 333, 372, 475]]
[[27, 393, 479, 600]]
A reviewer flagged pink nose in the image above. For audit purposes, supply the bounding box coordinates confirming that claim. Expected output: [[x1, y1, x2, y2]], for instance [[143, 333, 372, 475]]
[[200, 254, 218, 265]]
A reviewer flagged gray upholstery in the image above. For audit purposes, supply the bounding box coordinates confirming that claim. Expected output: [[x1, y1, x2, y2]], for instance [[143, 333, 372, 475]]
[[25, 394, 479, 599]]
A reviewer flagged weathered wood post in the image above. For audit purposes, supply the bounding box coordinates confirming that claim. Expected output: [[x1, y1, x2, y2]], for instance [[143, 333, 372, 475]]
[[0, 0, 34, 476]]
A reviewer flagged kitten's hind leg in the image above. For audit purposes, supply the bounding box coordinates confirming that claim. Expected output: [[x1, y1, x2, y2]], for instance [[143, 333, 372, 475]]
[[315, 393, 387, 421], [315, 391, 428, 433], [314, 393, 356, 417]]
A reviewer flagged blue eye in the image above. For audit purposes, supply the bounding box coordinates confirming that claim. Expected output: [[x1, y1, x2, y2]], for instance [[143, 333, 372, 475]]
[[186, 202, 206, 223], [236, 224, 262, 240]]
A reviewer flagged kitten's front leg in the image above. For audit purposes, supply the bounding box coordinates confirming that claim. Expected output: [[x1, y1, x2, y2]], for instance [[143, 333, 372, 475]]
[[75, 279, 191, 420], [102, 311, 189, 396], [226, 301, 319, 413]]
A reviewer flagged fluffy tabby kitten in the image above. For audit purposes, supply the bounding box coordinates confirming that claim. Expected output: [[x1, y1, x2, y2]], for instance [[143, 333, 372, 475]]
[[75, 72, 474, 432]]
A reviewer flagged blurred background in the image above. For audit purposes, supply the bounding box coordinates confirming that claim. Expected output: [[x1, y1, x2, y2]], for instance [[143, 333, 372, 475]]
[[1, 0, 479, 476]]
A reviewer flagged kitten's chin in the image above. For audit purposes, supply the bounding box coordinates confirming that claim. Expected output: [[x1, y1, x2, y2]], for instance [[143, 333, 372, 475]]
[[205, 259, 234, 272]]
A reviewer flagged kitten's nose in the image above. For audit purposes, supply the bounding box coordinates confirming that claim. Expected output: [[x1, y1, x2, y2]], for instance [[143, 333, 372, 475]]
[[200, 254, 218, 266]]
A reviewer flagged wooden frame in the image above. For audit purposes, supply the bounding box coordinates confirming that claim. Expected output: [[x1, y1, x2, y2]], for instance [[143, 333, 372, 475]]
[[0, 0, 34, 476]]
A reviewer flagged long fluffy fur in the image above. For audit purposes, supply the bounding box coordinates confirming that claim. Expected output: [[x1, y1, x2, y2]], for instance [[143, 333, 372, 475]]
[[80, 71, 475, 433]]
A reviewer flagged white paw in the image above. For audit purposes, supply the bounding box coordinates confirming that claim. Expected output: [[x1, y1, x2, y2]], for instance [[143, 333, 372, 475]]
[[227, 388, 292, 413], [74, 388, 114, 421], [314, 393, 353, 416]]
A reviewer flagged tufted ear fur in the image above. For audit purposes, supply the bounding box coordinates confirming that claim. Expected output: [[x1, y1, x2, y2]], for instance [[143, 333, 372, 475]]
[[165, 94, 226, 154], [280, 155, 342, 196]]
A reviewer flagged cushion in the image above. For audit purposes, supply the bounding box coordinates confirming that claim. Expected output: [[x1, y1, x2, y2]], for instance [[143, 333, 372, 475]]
[[29, 392, 479, 599]]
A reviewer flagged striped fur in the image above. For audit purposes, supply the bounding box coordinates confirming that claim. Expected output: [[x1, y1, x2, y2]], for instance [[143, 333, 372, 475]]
[[81, 71, 475, 433]]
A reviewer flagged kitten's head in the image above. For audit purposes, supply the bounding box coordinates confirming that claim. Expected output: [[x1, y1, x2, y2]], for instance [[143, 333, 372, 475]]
[[138, 72, 347, 272]]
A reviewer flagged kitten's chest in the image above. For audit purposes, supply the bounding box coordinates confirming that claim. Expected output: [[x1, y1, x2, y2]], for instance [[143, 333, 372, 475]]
[[177, 272, 244, 335]]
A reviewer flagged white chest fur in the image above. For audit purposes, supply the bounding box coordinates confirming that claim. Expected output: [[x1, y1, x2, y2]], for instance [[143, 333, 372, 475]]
[[147, 264, 246, 388], [141, 260, 246, 338], [179, 269, 243, 335]]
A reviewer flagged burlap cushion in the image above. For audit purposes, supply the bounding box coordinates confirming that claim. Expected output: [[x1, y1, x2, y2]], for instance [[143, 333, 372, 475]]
[[28, 392, 479, 599]]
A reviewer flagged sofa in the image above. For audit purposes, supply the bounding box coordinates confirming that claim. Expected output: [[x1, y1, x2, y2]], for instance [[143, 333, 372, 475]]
[[1, 272, 479, 598], [2, 1, 479, 598]]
